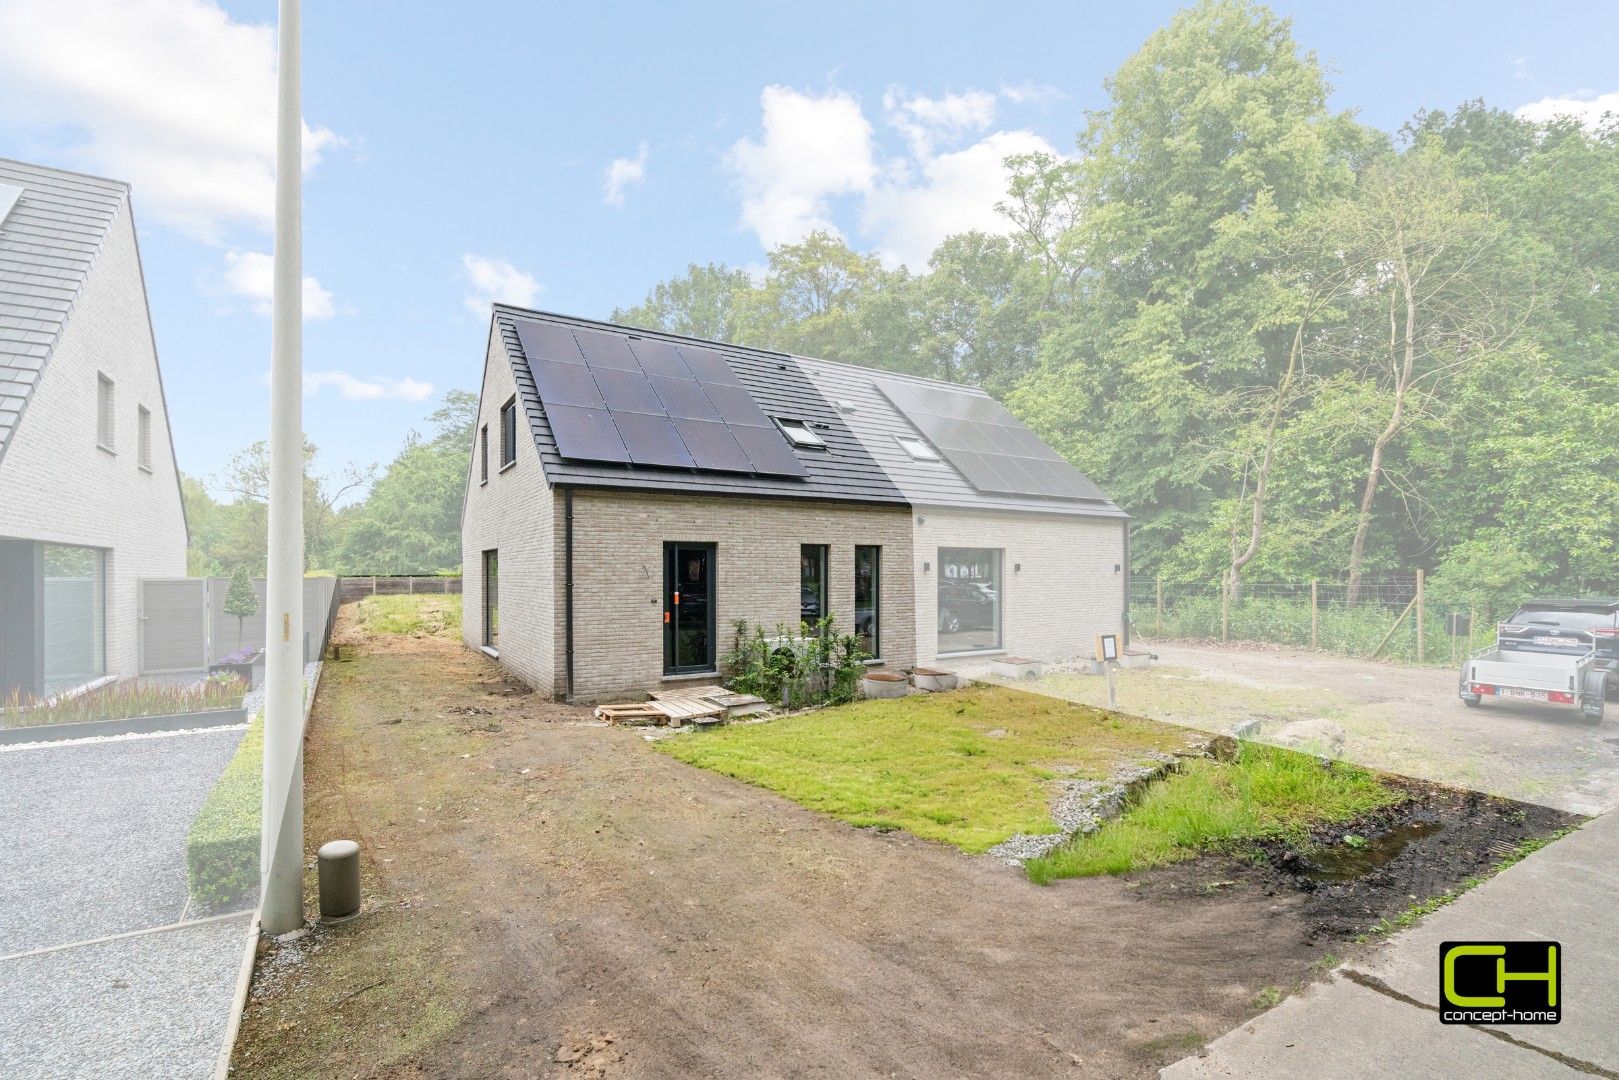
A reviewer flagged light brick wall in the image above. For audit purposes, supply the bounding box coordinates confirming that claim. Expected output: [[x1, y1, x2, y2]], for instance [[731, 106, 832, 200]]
[[0, 200, 187, 681], [913, 508, 1126, 668], [460, 325, 556, 692], [564, 489, 915, 702]]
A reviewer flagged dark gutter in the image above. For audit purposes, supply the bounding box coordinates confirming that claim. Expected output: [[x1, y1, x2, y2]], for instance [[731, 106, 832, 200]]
[[564, 486, 575, 701]]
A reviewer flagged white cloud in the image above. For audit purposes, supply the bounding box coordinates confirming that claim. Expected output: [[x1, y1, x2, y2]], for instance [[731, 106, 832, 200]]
[[220, 250, 336, 321], [864, 129, 1060, 269], [884, 88, 997, 157], [1516, 90, 1619, 130], [303, 371, 434, 403], [725, 82, 1064, 269], [0, 0, 340, 240], [1000, 81, 1064, 107], [461, 254, 542, 316], [725, 86, 877, 249], [603, 143, 649, 206]]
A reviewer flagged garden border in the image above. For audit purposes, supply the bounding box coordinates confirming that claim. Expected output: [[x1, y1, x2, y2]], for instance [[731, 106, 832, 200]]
[[0, 706, 249, 746]]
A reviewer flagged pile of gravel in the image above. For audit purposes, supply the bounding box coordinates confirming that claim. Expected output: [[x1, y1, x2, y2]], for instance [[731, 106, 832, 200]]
[[987, 752, 1184, 866]]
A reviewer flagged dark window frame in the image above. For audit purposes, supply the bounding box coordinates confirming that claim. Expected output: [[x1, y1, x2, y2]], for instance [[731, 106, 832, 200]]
[[663, 541, 718, 676], [855, 545, 881, 660], [800, 543, 830, 632], [773, 416, 827, 450], [482, 549, 499, 648], [499, 396, 518, 470], [479, 424, 489, 485]]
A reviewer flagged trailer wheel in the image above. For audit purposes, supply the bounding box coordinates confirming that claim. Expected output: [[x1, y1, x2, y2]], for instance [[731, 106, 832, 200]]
[[1460, 693, 1482, 708], [1582, 672, 1608, 724]]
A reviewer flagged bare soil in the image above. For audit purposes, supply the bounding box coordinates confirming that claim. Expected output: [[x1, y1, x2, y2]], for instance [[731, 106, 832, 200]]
[[231, 611, 1570, 1080]]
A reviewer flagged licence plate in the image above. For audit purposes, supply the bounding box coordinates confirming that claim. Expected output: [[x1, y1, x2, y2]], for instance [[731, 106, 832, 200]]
[[1500, 687, 1550, 702], [1533, 636, 1581, 647]]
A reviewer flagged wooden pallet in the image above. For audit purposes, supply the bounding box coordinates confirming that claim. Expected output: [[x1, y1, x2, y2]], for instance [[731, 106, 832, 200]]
[[651, 696, 725, 724], [594, 703, 666, 725]]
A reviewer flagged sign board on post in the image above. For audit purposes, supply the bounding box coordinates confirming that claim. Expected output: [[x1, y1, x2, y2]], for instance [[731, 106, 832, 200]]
[[1095, 633, 1119, 662]]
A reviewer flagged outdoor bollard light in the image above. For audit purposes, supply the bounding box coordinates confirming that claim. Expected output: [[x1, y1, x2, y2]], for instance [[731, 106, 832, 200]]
[[317, 839, 361, 922]]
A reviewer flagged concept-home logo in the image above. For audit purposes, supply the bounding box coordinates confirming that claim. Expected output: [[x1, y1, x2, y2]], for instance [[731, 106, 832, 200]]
[[1439, 941, 1560, 1024]]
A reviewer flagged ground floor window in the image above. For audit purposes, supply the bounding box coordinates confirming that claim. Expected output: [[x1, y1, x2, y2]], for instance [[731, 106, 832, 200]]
[[938, 547, 1002, 654], [482, 549, 498, 648], [800, 544, 828, 631], [42, 543, 106, 693], [855, 545, 880, 658]]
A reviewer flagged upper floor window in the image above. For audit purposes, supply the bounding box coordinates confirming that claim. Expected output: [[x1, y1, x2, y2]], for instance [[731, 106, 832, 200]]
[[896, 434, 940, 462], [96, 373, 115, 451], [137, 406, 153, 471], [773, 417, 826, 450], [499, 397, 517, 469], [479, 424, 489, 485]]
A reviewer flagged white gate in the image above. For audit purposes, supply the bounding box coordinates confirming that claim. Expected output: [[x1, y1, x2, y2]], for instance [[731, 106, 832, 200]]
[[138, 578, 209, 672]]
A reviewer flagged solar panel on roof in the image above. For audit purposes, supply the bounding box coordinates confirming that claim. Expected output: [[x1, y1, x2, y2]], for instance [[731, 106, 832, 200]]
[[593, 365, 664, 413], [876, 378, 1106, 501], [731, 424, 810, 477], [530, 358, 604, 409], [615, 410, 696, 468], [673, 419, 754, 472], [542, 404, 630, 463], [514, 317, 806, 479], [515, 320, 582, 364]]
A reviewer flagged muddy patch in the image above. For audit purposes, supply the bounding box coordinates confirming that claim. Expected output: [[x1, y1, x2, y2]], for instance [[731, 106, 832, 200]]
[[1128, 783, 1580, 946]]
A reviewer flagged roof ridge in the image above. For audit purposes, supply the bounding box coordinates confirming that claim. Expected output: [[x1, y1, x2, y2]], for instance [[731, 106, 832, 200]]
[[0, 157, 131, 193]]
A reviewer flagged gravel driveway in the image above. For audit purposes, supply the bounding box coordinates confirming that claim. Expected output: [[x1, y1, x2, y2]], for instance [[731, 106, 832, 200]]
[[1010, 641, 1619, 816]]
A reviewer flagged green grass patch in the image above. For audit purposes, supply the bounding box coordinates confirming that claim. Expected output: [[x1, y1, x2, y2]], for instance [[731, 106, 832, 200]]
[[186, 716, 262, 913], [1024, 743, 1399, 884], [656, 685, 1185, 853], [355, 594, 462, 637]]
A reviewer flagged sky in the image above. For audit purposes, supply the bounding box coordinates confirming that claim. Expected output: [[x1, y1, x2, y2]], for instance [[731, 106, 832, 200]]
[[0, 0, 1615, 497]]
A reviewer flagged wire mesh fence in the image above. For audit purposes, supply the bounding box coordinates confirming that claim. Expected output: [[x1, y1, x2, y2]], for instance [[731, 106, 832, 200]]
[[1131, 576, 1496, 666]]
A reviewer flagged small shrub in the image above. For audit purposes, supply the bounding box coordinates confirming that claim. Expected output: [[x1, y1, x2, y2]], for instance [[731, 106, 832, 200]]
[[722, 617, 869, 709], [186, 717, 263, 913], [1, 675, 246, 729]]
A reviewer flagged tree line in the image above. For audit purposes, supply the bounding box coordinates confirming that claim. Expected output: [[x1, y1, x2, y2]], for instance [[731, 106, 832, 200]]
[[613, 0, 1619, 615]]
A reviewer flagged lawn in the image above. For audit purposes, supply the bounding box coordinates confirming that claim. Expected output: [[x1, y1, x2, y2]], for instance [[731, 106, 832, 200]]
[[354, 593, 461, 636], [656, 685, 1188, 853], [1025, 742, 1399, 883]]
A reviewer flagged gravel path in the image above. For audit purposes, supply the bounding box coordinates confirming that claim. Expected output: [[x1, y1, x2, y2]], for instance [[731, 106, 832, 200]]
[[0, 913, 252, 1080], [0, 727, 247, 955]]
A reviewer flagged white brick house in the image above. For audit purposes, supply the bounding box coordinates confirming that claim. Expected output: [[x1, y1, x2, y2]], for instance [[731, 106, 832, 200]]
[[463, 308, 1127, 702], [0, 160, 188, 700]]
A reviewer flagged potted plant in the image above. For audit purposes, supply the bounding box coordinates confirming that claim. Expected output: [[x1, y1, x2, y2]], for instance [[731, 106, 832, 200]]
[[210, 644, 262, 684]]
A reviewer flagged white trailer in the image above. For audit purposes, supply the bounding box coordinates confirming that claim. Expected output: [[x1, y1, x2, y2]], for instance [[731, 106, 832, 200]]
[[1459, 641, 1607, 723]]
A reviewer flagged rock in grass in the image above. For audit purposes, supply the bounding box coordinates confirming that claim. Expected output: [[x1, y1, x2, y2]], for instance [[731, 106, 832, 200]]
[[1271, 719, 1347, 760]]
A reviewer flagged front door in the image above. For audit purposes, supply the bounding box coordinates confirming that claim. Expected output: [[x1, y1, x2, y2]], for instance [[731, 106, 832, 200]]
[[664, 542, 716, 675]]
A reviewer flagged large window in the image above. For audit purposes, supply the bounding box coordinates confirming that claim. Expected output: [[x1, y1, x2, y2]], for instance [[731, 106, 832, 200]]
[[855, 545, 880, 658], [499, 397, 517, 469], [938, 547, 1002, 654], [42, 544, 106, 693], [800, 544, 828, 630], [482, 549, 499, 648]]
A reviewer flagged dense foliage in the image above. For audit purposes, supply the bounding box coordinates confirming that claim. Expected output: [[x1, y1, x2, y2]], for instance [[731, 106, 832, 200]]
[[615, 0, 1619, 608]]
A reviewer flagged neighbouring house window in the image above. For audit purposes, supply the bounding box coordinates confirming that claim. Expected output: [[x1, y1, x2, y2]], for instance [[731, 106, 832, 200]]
[[96, 373, 115, 451], [938, 547, 1002, 654], [896, 434, 940, 462], [855, 545, 880, 658], [137, 406, 153, 471], [482, 549, 498, 648], [42, 544, 106, 693], [479, 424, 489, 485], [800, 544, 829, 630], [773, 417, 826, 450], [499, 397, 517, 469]]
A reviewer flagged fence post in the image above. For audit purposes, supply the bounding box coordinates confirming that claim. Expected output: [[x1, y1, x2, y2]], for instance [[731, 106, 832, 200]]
[[1155, 577, 1163, 636], [1415, 569, 1425, 663], [371, 575, 377, 596], [409, 576, 415, 595], [1220, 572, 1230, 643], [1469, 606, 1477, 652], [1310, 579, 1319, 650]]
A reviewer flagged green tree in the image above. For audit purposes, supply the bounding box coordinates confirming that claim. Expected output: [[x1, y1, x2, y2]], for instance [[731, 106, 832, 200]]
[[223, 565, 259, 641]]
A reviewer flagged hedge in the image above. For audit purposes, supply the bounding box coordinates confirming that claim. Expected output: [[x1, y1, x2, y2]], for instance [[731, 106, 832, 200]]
[[186, 716, 262, 913]]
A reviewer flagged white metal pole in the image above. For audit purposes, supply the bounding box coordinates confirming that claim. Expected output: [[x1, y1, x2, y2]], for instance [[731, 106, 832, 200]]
[[261, 0, 305, 936]]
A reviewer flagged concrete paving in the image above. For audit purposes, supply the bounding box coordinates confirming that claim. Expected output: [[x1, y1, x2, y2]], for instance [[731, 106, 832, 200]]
[[1164, 808, 1619, 1078]]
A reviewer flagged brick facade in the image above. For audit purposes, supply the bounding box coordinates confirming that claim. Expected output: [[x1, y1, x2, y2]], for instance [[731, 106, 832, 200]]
[[0, 201, 187, 684], [913, 508, 1127, 669]]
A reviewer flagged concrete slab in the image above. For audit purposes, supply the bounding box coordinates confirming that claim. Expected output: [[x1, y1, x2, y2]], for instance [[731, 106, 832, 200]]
[[1161, 973, 1583, 1079]]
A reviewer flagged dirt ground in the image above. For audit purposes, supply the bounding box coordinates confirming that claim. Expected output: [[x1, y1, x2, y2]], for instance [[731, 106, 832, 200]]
[[232, 613, 1568, 1080], [1014, 639, 1619, 816]]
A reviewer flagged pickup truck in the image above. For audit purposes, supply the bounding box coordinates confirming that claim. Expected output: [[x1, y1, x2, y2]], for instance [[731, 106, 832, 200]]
[[1459, 598, 1617, 723]]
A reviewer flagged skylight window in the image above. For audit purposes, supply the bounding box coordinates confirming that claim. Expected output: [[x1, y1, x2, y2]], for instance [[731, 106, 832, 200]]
[[773, 417, 826, 450], [896, 435, 940, 462]]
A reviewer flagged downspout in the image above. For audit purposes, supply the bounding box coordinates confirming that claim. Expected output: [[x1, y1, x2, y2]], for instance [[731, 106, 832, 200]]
[[564, 487, 575, 701]]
